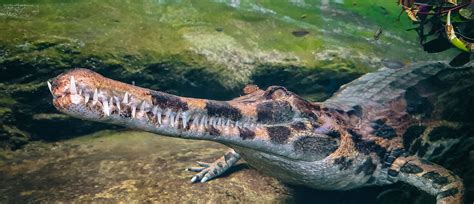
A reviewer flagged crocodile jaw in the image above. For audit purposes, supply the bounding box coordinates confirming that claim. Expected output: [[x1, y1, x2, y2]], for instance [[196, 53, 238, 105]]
[[49, 68, 246, 141], [48, 68, 325, 160]]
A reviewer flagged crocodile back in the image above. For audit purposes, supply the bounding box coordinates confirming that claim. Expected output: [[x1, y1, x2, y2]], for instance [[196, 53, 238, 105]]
[[324, 61, 474, 160]]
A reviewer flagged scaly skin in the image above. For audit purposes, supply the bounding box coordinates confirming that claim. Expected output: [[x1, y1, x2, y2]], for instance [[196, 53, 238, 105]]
[[49, 62, 473, 203]]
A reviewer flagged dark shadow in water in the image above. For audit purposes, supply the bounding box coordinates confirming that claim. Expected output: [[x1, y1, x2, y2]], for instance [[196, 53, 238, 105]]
[[283, 183, 435, 204], [251, 64, 362, 101], [216, 161, 437, 203], [219, 163, 251, 178], [120, 61, 241, 100]]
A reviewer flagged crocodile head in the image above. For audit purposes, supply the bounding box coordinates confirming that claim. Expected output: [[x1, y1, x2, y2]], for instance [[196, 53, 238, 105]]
[[49, 68, 338, 161]]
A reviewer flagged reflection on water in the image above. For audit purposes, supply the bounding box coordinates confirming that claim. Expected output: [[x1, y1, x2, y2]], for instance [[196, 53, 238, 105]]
[[230, 0, 240, 8]]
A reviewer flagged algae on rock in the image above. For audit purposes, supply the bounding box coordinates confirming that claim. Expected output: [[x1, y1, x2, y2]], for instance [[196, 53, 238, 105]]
[[0, 0, 452, 148]]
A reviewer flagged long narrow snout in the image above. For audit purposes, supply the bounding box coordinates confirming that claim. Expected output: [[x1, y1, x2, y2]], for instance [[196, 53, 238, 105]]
[[48, 68, 324, 161], [48, 68, 242, 138], [48, 68, 283, 142], [50, 68, 158, 121]]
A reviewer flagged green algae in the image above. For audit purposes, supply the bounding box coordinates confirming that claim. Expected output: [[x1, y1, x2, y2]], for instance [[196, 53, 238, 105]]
[[0, 107, 12, 117], [0, 0, 451, 77], [0, 0, 453, 148], [0, 2, 470, 202]]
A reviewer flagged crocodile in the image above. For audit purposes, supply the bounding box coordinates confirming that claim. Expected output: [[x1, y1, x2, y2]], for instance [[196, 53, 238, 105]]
[[48, 62, 473, 203]]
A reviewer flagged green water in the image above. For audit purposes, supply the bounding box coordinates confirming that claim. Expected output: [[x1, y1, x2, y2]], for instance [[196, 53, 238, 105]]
[[0, 0, 470, 203]]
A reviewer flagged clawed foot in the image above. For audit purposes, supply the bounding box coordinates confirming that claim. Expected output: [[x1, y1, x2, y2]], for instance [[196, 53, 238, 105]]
[[187, 161, 224, 183], [186, 149, 240, 183]]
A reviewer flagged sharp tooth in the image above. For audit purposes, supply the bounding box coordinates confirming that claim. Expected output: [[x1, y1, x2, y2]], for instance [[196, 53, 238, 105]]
[[192, 115, 200, 127], [182, 112, 190, 129], [236, 121, 240, 127], [109, 97, 114, 108], [182, 118, 188, 129], [200, 115, 208, 127], [131, 105, 136, 118], [217, 118, 223, 126], [157, 110, 162, 124], [175, 111, 181, 128], [93, 89, 98, 100], [78, 89, 83, 96], [169, 112, 176, 127], [47, 81, 53, 95], [181, 112, 191, 129], [114, 97, 121, 111], [225, 119, 230, 127], [123, 92, 129, 104], [199, 115, 205, 126], [208, 117, 213, 125], [165, 109, 171, 118], [84, 94, 90, 104], [93, 89, 98, 103], [70, 76, 77, 94], [165, 109, 172, 126], [152, 106, 159, 115], [102, 99, 110, 116]]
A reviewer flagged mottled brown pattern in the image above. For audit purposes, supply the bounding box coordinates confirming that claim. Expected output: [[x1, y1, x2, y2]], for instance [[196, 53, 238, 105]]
[[238, 127, 255, 140], [50, 62, 473, 204], [391, 156, 465, 204], [266, 126, 291, 144], [150, 91, 189, 111], [205, 101, 242, 121]]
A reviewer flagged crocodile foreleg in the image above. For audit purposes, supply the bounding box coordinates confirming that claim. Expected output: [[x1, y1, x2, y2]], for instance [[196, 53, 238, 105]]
[[187, 149, 241, 183], [389, 156, 464, 204]]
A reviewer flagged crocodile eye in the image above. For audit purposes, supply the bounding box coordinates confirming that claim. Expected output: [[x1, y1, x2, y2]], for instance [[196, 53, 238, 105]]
[[265, 86, 289, 100], [272, 89, 288, 99]]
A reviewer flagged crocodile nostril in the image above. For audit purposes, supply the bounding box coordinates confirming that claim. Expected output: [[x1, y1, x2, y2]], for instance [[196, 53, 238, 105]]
[[242, 84, 260, 95]]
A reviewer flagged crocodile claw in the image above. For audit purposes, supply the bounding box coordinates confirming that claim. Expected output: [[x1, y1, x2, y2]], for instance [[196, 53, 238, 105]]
[[187, 161, 217, 183], [187, 150, 240, 183]]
